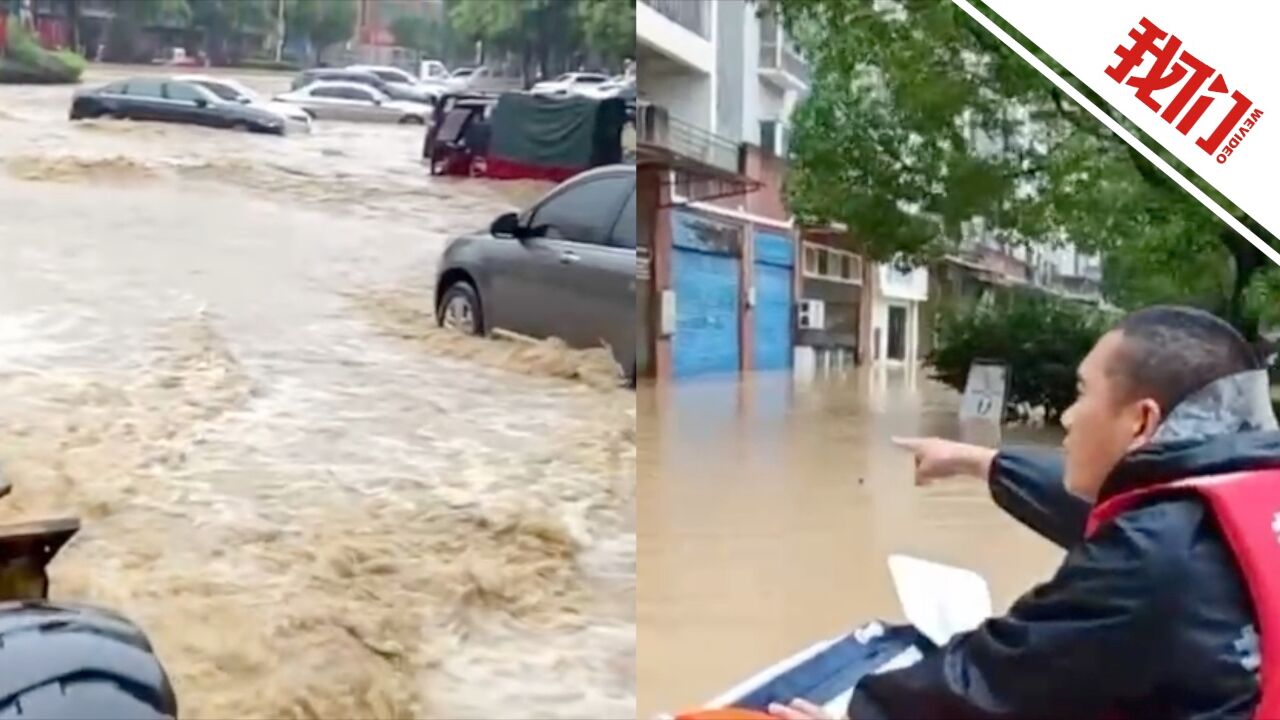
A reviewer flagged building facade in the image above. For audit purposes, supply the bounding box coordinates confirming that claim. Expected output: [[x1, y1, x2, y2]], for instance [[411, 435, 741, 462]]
[[637, 0, 815, 381]]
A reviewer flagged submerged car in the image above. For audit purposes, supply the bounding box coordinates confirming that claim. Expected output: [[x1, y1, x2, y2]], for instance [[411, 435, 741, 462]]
[[434, 165, 636, 383], [69, 77, 287, 134], [274, 81, 431, 124], [346, 64, 440, 104], [530, 72, 610, 97], [173, 73, 312, 129], [291, 68, 434, 105]]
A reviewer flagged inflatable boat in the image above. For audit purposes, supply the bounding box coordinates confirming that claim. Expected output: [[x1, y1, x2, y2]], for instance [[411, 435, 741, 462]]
[[662, 555, 993, 720]]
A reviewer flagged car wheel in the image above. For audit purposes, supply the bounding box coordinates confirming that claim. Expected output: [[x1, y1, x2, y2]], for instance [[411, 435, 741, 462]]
[[399, 115, 425, 125], [437, 282, 484, 336]]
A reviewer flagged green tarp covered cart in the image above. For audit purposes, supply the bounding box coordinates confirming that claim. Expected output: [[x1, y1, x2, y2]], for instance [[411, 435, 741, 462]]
[[482, 93, 627, 182]]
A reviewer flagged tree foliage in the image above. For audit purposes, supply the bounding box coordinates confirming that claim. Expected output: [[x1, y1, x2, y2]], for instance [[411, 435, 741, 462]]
[[447, 0, 629, 83], [287, 0, 356, 63], [776, 0, 1279, 337], [575, 0, 635, 63], [927, 293, 1112, 420], [389, 14, 432, 53]]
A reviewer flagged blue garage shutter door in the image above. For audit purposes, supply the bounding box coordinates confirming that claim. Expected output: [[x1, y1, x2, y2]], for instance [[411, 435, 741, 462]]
[[753, 231, 794, 371], [672, 211, 742, 378]]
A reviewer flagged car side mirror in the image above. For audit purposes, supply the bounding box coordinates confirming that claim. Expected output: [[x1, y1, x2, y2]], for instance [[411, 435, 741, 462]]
[[238, 97, 250, 105], [491, 212, 522, 238], [194, 98, 208, 108]]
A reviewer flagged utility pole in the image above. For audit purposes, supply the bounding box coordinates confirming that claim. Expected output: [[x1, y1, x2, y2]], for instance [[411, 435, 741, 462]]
[[274, 0, 286, 63]]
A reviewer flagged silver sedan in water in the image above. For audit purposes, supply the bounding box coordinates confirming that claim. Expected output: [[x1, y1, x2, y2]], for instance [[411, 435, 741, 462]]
[[273, 81, 432, 124], [434, 165, 637, 383]]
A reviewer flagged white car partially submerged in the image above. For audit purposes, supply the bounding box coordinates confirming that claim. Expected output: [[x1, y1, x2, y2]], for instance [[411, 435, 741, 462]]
[[529, 72, 611, 97], [345, 64, 440, 104], [273, 81, 432, 124], [174, 74, 312, 130]]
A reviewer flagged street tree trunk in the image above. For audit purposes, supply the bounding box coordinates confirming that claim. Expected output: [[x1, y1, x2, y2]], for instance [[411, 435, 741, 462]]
[[274, 0, 285, 62]]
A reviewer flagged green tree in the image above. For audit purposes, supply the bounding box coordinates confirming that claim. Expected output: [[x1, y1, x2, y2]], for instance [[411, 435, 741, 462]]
[[189, 0, 272, 63], [389, 13, 434, 54], [575, 0, 635, 64], [287, 0, 355, 65], [101, 0, 192, 62], [449, 0, 628, 84], [776, 0, 1279, 337], [928, 292, 1111, 420]]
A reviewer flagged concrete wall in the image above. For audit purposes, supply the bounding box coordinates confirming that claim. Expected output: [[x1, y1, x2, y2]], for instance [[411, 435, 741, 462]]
[[638, 63, 713, 128], [715, 0, 745, 142], [636, 0, 714, 75]]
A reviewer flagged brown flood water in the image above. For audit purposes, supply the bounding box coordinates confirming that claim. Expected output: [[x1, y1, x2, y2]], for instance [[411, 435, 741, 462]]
[[0, 66, 633, 718], [638, 367, 1065, 718]]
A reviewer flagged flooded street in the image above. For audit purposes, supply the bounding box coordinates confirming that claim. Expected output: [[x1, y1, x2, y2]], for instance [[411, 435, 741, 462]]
[[0, 66, 633, 719], [638, 368, 1064, 718]]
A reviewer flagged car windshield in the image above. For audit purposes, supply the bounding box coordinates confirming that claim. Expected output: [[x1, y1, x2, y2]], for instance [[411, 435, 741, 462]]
[[370, 69, 410, 83], [195, 81, 242, 102], [453, 69, 473, 78], [575, 76, 607, 84]]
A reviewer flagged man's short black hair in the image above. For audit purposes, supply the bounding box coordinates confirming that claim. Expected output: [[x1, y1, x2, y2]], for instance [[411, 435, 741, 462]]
[[1111, 305, 1261, 413]]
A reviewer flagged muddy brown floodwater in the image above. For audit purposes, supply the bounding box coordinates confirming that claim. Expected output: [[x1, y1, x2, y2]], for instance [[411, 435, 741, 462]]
[[0, 66, 633, 719], [638, 368, 1066, 718]]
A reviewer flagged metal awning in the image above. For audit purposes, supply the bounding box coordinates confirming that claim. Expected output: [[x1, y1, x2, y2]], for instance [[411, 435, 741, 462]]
[[637, 102, 760, 206]]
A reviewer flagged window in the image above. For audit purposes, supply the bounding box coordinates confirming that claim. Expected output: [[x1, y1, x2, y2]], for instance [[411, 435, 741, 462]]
[[102, 81, 127, 94], [195, 81, 241, 102], [760, 120, 778, 156], [802, 242, 862, 284], [337, 87, 375, 102], [313, 86, 373, 102], [530, 175, 633, 245], [371, 69, 410, 83], [803, 245, 820, 275], [124, 79, 165, 98], [164, 82, 210, 103], [610, 190, 636, 249]]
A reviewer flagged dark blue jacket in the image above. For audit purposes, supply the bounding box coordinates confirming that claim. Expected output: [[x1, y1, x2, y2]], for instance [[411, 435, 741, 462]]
[[848, 428, 1280, 720]]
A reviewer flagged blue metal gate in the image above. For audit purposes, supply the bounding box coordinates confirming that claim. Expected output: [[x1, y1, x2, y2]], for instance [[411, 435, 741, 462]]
[[753, 230, 794, 371], [672, 211, 741, 378]]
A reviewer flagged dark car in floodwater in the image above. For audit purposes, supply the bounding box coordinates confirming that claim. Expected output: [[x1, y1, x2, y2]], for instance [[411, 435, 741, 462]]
[[434, 165, 637, 384], [69, 77, 287, 134]]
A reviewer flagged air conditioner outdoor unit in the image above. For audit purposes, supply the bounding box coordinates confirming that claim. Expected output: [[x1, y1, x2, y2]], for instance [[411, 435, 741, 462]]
[[798, 299, 826, 330]]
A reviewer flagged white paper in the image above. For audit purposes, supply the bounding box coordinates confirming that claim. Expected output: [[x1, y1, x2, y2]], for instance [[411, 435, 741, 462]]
[[887, 554, 993, 647]]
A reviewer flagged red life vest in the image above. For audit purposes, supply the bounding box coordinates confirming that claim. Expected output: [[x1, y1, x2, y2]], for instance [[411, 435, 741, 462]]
[[1086, 469, 1280, 719]]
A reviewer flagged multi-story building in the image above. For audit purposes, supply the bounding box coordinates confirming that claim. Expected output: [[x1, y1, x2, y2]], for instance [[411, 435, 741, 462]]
[[637, 0, 816, 380]]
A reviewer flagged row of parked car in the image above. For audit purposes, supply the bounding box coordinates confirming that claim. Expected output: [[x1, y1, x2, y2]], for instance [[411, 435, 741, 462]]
[[68, 62, 634, 134], [68, 65, 440, 132]]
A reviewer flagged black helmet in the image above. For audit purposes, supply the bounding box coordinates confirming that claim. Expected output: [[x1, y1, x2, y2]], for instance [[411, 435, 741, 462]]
[[0, 602, 177, 719]]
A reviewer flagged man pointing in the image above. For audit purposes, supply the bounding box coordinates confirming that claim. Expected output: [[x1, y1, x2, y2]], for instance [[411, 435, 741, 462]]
[[770, 306, 1280, 720]]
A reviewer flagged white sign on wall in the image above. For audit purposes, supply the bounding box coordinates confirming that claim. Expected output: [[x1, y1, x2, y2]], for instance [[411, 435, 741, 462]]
[[959, 362, 1009, 424]]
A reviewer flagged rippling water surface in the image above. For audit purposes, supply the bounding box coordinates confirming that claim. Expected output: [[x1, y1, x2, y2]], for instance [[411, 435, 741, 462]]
[[0, 66, 634, 719]]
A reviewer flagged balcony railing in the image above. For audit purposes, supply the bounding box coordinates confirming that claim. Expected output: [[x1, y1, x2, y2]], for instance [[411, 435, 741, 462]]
[[642, 0, 707, 39], [637, 102, 741, 176], [758, 12, 811, 86]]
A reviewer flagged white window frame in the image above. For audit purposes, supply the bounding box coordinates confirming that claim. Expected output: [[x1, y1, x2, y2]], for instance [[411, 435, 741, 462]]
[[802, 242, 863, 285]]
